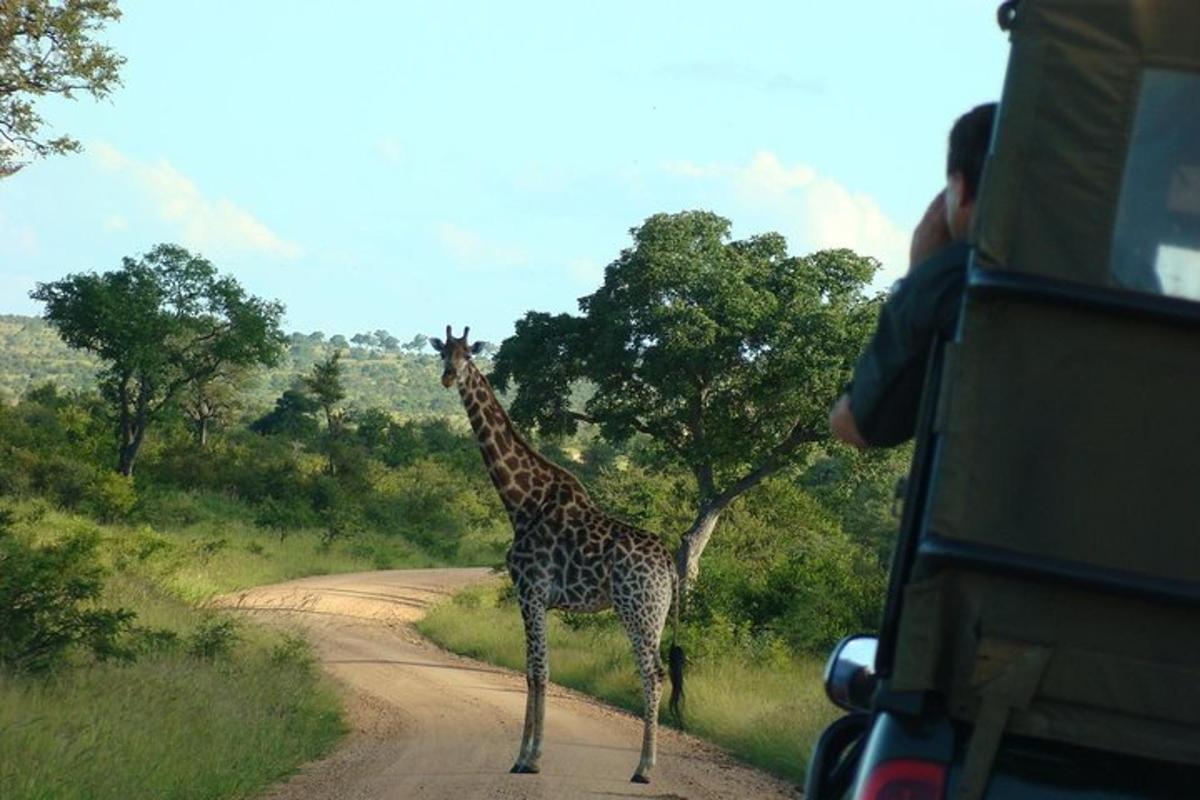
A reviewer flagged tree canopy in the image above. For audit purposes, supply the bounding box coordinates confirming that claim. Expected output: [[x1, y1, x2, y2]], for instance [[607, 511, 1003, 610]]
[[31, 243, 285, 474], [491, 210, 882, 583], [0, 0, 125, 175]]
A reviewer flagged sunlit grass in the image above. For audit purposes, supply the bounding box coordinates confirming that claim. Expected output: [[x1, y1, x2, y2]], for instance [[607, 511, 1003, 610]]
[[13, 499, 441, 603], [0, 564, 345, 800], [418, 582, 839, 783]]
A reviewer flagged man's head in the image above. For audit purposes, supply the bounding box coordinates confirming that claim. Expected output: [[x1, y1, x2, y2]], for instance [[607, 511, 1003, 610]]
[[945, 102, 998, 240]]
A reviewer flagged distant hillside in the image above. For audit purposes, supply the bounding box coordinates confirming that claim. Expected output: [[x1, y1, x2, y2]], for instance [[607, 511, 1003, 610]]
[[0, 315, 469, 416], [0, 316, 101, 400]]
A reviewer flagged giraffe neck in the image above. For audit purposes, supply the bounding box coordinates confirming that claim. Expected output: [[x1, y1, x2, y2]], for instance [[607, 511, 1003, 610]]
[[457, 361, 565, 515]]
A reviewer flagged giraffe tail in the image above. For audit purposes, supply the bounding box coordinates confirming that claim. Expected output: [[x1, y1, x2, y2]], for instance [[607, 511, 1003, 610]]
[[668, 570, 685, 730]]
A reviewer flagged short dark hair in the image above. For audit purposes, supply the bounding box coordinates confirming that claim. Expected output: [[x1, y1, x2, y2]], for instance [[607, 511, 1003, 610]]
[[947, 103, 997, 201]]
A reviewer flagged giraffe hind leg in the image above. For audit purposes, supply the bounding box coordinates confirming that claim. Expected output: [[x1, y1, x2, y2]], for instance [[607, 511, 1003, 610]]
[[614, 584, 671, 783]]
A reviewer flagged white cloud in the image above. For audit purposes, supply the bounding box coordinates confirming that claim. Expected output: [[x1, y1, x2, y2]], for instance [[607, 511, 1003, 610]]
[[664, 151, 909, 288], [103, 214, 128, 231], [91, 142, 302, 259], [434, 222, 529, 268]]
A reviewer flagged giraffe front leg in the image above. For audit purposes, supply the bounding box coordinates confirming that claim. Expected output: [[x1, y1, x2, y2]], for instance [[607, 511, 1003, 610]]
[[511, 675, 536, 773], [512, 598, 548, 774]]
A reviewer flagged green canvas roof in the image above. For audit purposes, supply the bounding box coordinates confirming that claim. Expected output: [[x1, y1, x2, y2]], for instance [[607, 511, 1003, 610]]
[[976, 0, 1200, 296]]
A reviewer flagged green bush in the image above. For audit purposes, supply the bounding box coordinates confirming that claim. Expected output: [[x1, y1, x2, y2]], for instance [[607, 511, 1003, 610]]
[[253, 495, 318, 535], [688, 479, 887, 655], [367, 457, 502, 558], [83, 472, 138, 522], [0, 513, 135, 673], [269, 633, 315, 669], [186, 617, 239, 660]]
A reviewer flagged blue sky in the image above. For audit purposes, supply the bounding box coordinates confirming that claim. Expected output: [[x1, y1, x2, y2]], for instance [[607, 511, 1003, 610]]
[[0, 1, 1009, 341]]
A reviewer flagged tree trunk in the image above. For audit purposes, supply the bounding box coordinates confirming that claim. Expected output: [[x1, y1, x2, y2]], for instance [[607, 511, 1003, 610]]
[[117, 429, 142, 476], [675, 500, 729, 598], [198, 415, 209, 448], [117, 393, 150, 477]]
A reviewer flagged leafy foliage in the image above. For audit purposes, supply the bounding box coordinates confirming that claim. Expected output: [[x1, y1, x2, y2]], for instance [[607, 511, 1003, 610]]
[[0, 511, 134, 673], [250, 387, 320, 438], [492, 211, 883, 577], [0, 0, 125, 175], [303, 350, 346, 432], [30, 244, 286, 474]]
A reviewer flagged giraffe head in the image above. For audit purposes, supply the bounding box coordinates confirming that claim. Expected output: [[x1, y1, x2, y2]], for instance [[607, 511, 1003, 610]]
[[430, 324, 487, 388]]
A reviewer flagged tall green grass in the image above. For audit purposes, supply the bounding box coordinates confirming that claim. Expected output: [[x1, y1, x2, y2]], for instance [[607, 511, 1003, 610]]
[[0, 502, 354, 800], [0, 567, 345, 800], [418, 582, 839, 783], [14, 495, 440, 605]]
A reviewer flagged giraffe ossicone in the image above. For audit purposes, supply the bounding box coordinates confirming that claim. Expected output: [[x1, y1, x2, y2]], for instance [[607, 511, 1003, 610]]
[[433, 325, 684, 784]]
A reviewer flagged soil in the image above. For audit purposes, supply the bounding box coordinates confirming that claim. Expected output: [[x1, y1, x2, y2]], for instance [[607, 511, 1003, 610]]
[[218, 568, 801, 800]]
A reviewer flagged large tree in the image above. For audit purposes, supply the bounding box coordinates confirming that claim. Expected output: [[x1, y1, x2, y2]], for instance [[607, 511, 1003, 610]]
[[0, 0, 125, 175], [31, 243, 285, 475], [491, 211, 882, 587]]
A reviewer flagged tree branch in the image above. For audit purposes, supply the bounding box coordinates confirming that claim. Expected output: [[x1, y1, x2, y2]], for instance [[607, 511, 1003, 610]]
[[710, 418, 825, 510], [567, 410, 689, 459]]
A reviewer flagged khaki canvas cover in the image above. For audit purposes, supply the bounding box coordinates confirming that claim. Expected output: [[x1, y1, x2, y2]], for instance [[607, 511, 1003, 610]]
[[928, 302, 1200, 583], [890, 0, 1200, 767], [976, 0, 1200, 290]]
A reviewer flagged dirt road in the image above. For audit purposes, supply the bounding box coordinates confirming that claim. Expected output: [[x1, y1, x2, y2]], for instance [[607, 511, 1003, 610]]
[[219, 569, 799, 800]]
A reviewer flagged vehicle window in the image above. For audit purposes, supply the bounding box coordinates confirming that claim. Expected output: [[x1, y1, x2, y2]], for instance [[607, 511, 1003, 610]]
[[1110, 69, 1200, 301]]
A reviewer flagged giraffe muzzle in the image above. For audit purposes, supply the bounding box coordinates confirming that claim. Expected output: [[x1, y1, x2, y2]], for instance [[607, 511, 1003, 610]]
[[441, 371, 456, 388]]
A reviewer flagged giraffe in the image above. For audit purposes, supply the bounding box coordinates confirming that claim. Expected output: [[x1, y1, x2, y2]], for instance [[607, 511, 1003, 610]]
[[429, 325, 684, 784]]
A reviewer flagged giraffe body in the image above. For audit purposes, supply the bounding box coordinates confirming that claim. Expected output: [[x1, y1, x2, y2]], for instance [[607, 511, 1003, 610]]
[[432, 327, 682, 783]]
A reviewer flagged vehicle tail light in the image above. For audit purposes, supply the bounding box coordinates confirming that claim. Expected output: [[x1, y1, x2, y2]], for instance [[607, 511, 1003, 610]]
[[858, 759, 947, 800]]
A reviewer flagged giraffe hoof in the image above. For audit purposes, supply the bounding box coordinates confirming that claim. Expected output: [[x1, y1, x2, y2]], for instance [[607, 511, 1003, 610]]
[[631, 773, 651, 784], [510, 764, 540, 775]]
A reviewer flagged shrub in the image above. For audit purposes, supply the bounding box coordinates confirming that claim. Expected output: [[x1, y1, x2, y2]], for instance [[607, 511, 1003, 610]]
[[186, 617, 239, 660], [83, 471, 138, 522], [254, 496, 318, 537], [687, 479, 887, 656], [0, 512, 135, 673], [269, 633, 315, 669]]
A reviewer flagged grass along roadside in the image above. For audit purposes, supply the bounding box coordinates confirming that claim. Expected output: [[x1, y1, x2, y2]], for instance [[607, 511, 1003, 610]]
[[417, 581, 840, 784], [0, 567, 345, 800], [0, 497, 439, 800]]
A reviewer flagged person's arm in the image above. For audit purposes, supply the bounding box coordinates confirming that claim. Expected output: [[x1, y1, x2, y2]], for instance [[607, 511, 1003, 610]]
[[829, 392, 868, 449], [836, 242, 968, 447]]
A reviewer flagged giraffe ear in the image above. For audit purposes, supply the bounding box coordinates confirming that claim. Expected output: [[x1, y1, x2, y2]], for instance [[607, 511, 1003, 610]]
[[429, 337, 445, 353], [470, 341, 488, 356]]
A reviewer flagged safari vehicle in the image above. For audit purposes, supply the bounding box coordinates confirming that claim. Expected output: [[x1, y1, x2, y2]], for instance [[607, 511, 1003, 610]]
[[804, 2, 1200, 798]]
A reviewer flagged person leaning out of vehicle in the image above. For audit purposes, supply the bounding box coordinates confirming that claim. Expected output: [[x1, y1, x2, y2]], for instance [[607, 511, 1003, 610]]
[[830, 103, 997, 448]]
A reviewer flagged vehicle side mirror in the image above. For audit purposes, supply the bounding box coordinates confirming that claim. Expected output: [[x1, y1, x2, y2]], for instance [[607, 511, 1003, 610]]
[[824, 634, 879, 711]]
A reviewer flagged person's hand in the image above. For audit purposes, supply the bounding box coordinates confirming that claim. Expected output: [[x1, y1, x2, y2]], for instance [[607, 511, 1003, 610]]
[[829, 393, 868, 449], [909, 190, 953, 269]]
